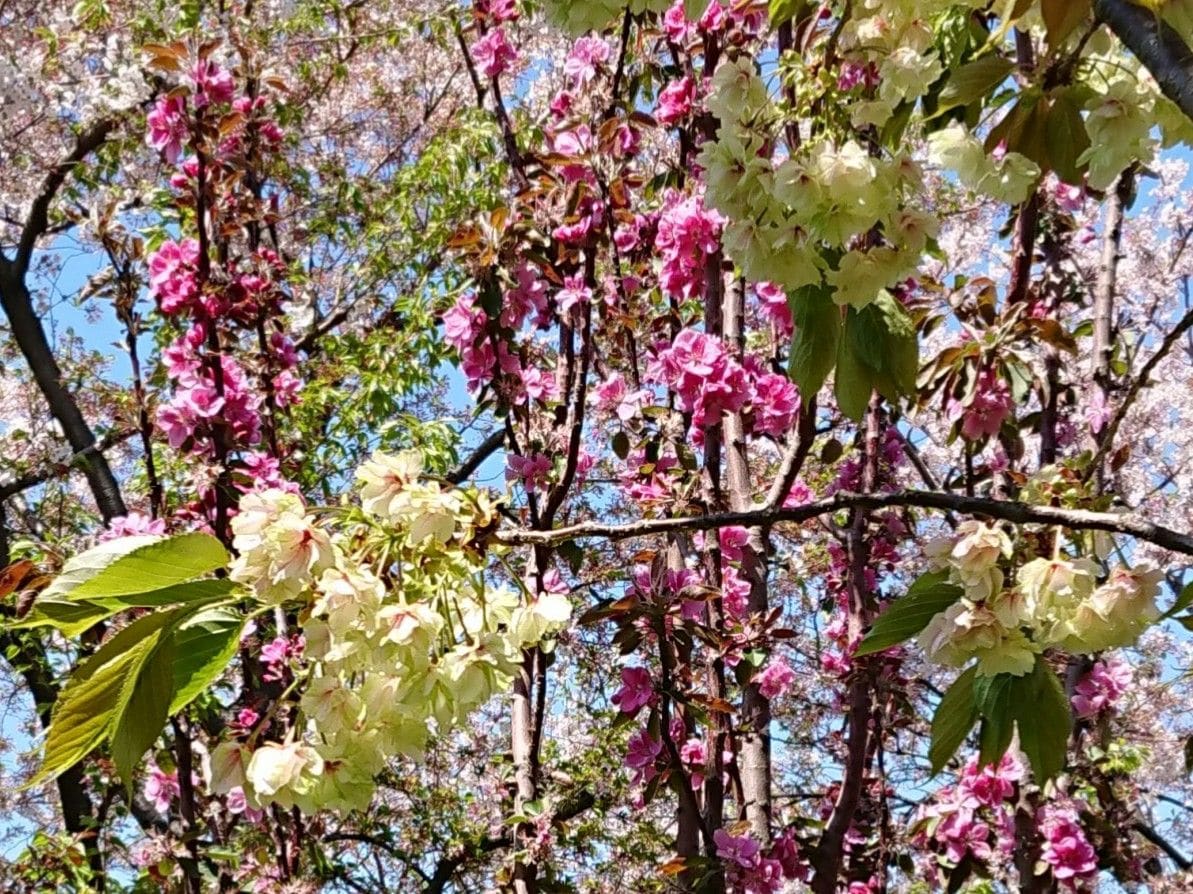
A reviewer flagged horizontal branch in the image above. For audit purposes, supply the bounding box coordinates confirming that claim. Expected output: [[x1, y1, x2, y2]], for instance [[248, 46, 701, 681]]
[[0, 429, 137, 504], [498, 489, 1193, 556]]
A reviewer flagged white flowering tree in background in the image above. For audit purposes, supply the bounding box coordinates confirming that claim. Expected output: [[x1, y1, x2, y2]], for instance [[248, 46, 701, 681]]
[[4, 0, 1193, 892]]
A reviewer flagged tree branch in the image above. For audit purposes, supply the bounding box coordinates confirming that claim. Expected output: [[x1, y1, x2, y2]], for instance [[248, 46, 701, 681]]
[[498, 489, 1193, 555], [13, 118, 118, 274], [1095, 0, 1193, 122], [1088, 302, 1193, 478], [444, 429, 504, 485], [423, 787, 600, 893], [0, 429, 137, 503]]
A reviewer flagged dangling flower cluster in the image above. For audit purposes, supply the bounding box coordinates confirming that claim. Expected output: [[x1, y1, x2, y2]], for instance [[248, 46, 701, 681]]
[[212, 451, 572, 814], [916, 754, 1022, 880], [918, 522, 1163, 676], [143, 49, 302, 523], [1071, 655, 1133, 719], [647, 329, 798, 445], [1037, 803, 1098, 888]]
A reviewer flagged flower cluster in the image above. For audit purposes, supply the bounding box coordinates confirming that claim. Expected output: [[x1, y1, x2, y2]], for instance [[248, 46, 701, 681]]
[[918, 755, 1022, 879], [647, 329, 798, 444], [215, 451, 572, 814], [917, 522, 1163, 676]]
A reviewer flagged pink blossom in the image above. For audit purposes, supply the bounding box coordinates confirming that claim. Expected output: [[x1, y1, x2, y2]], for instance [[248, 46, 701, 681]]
[[261, 634, 304, 683], [614, 123, 640, 157], [1039, 806, 1097, 885], [625, 728, 661, 783], [552, 124, 592, 157], [556, 274, 592, 316], [143, 761, 180, 813], [721, 565, 751, 620], [959, 753, 1023, 807], [443, 292, 487, 351], [947, 366, 1012, 441], [1072, 656, 1133, 719], [754, 658, 796, 700], [231, 707, 260, 734], [612, 666, 654, 716], [473, 27, 517, 78], [148, 238, 202, 314], [478, 0, 518, 23], [838, 60, 880, 92], [549, 90, 573, 118], [191, 59, 235, 108], [506, 452, 552, 493], [502, 263, 549, 329], [749, 368, 800, 437], [783, 479, 813, 508], [714, 828, 760, 869], [938, 810, 992, 863], [755, 282, 793, 337], [654, 192, 722, 301], [147, 95, 188, 163], [719, 526, 750, 561], [655, 76, 695, 126], [662, 0, 696, 43], [564, 36, 610, 85], [1084, 388, 1112, 435], [648, 328, 746, 436], [101, 512, 167, 541], [226, 786, 265, 824]]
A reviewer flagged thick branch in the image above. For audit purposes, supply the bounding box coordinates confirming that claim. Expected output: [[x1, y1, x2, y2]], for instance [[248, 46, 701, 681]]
[[0, 430, 137, 503], [1133, 820, 1192, 871], [0, 264, 127, 521], [444, 429, 504, 485], [498, 490, 1193, 556], [1095, 0, 1193, 122], [14, 118, 117, 274]]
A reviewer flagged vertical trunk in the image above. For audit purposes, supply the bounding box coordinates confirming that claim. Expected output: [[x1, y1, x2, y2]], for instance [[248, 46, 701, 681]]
[[701, 254, 728, 884], [813, 395, 882, 893], [1088, 171, 1133, 468], [666, 541, 703, 881], [0, 262, 126, 522], [720, 277, 772, 843], [511, 647, 539, 894]]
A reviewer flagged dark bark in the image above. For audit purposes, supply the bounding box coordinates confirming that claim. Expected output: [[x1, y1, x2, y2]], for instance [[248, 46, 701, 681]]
[[0, 262, 126, 521], [1095, 0, 1193, 122]]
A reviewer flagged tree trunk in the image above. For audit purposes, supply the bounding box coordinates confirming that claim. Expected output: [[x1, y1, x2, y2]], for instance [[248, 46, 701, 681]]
[[0, 261, 126, 521]]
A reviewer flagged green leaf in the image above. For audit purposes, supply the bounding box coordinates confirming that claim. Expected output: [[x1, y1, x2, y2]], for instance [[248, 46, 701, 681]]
[[930, 665, 978, 773], [844, 294, 919, 410], [769, 0, 811, 27], [1045, 91, 1090, 186], [936, 55, 1015, 113], [835, 324, 873, 422], [111, 634, 175, 788], [1163, 581, 1193, 620], [169, 607, 244, 714], [974, 673, 1015, 767], [58, 534, 227, 603], [855, 571, 964, 656], [1012, 658, 1071, 782], [71, 610, 180, 685], [788, 281, 842, 398], [30, 640, 148, 786], [7, 597, 124, 637]]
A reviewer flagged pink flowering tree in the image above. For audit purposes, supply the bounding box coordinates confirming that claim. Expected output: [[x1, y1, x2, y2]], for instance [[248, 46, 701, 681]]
[[5, 1, 1193, 893]]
